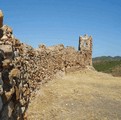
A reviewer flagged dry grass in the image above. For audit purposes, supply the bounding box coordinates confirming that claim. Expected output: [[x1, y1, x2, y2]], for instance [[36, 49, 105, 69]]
[[27, 70, 121, 120]]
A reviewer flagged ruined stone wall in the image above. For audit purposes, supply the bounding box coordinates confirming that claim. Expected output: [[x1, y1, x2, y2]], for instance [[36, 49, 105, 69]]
[[0, 11, 92, 120]]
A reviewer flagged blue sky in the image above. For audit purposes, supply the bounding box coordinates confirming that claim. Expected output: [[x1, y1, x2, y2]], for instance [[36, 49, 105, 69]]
[[0, 0, 121, 57]]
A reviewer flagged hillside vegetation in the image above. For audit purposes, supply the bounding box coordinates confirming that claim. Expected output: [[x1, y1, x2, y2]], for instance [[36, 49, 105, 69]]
[[93, 56, 121, 77]]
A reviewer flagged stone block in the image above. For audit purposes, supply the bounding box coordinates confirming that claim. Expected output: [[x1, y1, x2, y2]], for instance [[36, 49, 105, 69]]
[[0, 45, 14, 59]]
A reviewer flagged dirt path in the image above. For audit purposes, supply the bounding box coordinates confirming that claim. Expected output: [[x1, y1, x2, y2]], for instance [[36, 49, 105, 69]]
[[27, 70, 121, 120]]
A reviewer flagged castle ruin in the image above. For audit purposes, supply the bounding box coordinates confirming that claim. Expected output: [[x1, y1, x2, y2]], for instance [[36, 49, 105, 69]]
[[0, 10, 92, 120]]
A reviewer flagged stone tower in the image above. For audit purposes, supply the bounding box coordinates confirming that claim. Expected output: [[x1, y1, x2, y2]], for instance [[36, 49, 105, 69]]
[[78, 34, 92, 66], [0, 10, 3, 28]]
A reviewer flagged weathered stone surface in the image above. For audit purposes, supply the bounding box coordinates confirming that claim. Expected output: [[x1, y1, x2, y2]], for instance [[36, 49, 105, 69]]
[[0, 28, 3, 38], [2, 87, 14, 102], [79, 34, 92, 66], [0, 97, 3, 111], [0, 44, 13, 53], [0, 10, 3, 28]]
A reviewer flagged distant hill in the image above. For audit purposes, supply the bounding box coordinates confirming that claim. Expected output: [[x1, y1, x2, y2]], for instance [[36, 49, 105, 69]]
[[93, 56, 121, 77], [93, 56, 121, 61]]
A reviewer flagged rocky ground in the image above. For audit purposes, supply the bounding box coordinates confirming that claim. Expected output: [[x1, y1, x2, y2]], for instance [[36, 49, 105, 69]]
[[27, 70, 121, 120]]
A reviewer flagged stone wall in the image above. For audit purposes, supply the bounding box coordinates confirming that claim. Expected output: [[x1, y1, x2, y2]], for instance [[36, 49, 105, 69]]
[[0, 10, 92, 120]]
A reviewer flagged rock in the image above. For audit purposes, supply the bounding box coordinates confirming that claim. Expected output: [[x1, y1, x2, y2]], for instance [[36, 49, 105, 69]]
[[0, 96, 3, 111], [0, 85, 3, 95], [2, 68, 11, 90], [3, 25, 13, 38], [0, 45, 13, 53], [3, 87, 15, 101], [21, 106, 26, 113], [7, 101, 14, 118], [9, 68, 20, 85], [0, 49, 4, 71], [0, 45, 14, 59], [2, 59, 12, 68], [0, 10, 3, 28], [0, 101, 14, 120], [0, 28, 3, 38], [15, 86, 20, 100]]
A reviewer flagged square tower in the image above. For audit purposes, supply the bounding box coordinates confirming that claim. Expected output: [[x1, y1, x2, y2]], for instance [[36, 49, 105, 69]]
[[78, 34, 92, 66]]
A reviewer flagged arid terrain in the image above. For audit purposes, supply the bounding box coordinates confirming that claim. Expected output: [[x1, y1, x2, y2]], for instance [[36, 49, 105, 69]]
[[27, 69, 121, 120]]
